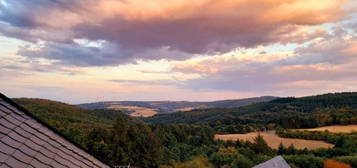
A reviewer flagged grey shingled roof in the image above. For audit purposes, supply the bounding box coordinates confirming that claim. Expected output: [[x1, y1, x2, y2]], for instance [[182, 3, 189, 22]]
[[252, 156, 291, 168], [0, 93, 110, 168]]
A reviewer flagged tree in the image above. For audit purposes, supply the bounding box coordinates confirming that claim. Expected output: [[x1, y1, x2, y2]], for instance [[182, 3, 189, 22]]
[[231, 154, 254, 168], [162, 156, 214, 168], [252, 155, 271, 165], [286, 144, 296, 155], [284, 155, 323, 168], [251, 134, 271, 154], [209, 147, 253, 168], [335, 136, 346, 148], [85, 128, 110, 162], [278, 142, 285, 155], [109, 116, 132, 165]]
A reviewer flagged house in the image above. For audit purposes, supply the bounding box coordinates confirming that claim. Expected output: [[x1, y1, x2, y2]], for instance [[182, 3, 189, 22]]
[[252, 156, 291, 168], [0, 93, 110, 168]]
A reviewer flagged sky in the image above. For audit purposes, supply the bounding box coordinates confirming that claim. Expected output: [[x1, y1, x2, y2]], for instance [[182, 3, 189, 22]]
[[0, 0, 357, 104]]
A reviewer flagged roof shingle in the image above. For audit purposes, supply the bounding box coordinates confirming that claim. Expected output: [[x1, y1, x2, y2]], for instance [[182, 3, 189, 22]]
[[252, 156, 291, 168], [0, 94, 110, 168]]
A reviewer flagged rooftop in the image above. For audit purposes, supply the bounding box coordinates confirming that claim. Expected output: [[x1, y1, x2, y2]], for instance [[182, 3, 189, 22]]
[[252, 156, 291, 168], [0, 93, 110, 168]]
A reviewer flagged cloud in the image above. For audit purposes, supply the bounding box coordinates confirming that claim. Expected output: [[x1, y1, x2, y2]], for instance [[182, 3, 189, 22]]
[[0, 69, 30, 79], [0, 53, 84, 75], [172, 28, 357, 92], [17, 41, 130, 66], [280, 28, 357, 65], [1, 0, 357, 102], [16, 41, 192, 66], [110, 79, 182, 86], [0, 22, 73, 43], [1, 64, 82, 75], [273, 25, 329, 44], [174, 63, 220, 74], [182, 61, 357, 92], [0, 0, 354, 66]]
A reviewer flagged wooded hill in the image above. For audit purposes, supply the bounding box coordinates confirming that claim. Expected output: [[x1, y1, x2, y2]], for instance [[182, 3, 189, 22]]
[[13, 98, 131, 142], [145, 92, 357, 133], [79, 96, 277, 114]]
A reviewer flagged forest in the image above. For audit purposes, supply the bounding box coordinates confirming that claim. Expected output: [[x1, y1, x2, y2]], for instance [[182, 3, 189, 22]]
[[14, 92, 357, 168], [145, 92, 357, 133]]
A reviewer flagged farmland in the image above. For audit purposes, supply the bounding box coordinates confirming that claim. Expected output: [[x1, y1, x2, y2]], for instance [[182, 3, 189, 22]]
[[215, 131, 334, 150], [107, 105, 157, 117], [295, 125, 357, 133]]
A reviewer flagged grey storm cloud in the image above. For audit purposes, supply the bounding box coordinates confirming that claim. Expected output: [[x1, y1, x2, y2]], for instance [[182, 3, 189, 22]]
[[0, 0, 353, 66]]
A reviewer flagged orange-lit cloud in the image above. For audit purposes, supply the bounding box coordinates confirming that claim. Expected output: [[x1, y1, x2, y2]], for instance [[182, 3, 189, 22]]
[[0, 0, 353, 62], [0, 0, 357, 103]]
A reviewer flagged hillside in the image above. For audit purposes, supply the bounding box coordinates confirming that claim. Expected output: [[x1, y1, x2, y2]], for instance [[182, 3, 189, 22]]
[[78, 96, 277, 116], [13, 98, 131, 142], [144, 92, 357, 131], [10, 94, 357, 168]]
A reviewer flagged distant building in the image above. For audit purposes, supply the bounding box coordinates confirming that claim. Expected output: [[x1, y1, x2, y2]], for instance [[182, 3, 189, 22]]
[[0, 93, 110, 168], [253, 156, 291, 168]]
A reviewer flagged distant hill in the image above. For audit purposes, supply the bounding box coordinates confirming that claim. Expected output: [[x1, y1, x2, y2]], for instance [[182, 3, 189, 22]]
[[78, 96, 277, 117], [144, 92, 357, 131]]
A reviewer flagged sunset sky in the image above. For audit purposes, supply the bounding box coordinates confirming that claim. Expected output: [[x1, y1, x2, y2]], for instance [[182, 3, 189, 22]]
[[1, 0, 357, 103]]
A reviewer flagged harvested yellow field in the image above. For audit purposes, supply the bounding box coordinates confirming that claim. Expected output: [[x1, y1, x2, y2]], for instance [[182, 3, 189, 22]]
[[107, 105, 157, 117], [176, 107, 195, 112], [295, 125, 357, 133], [215, 131, 334, 150]]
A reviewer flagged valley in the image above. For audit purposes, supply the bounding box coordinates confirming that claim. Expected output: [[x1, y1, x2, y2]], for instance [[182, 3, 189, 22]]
[[12, 92, 357, 168], [79, 96, 277, 116]]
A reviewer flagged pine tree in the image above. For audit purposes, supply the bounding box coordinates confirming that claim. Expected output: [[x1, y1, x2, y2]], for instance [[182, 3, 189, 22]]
[[287, 144, 296, 155], [278, 142, 285, 155], [252, 134, 271, 154], [335, 135, 346, 148]]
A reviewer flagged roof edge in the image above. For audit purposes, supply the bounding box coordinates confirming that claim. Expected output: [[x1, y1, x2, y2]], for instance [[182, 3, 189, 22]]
[[0, 92, 111, 167]]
